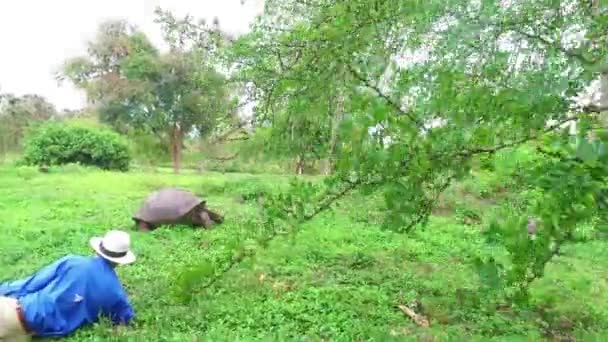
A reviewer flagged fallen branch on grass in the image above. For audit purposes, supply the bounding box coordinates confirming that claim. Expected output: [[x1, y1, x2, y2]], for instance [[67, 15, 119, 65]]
[[397, 304, 429, 327]]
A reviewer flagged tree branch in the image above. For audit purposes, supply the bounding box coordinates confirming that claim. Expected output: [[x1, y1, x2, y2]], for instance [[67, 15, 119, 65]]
[[458, 116, 578, 157], [193, 114, 578, 294], [535, 146, 586, 165], [346, 64, 423, 128], [512, 28, 596, 67], [304, 178, 361, 220], [583, 103, 608, 113], [206, 153, 239, 161], [284, 116, 579, 227], [210, 118, 255, 144], [225, 135, 250, 142]]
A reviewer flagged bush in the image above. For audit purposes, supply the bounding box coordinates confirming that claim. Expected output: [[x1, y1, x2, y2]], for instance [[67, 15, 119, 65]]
[[22, 122, 131, 171]]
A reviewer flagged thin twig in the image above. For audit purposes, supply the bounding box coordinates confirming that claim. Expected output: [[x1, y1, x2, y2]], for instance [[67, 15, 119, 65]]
[[584, 103, 608, 113], [210, 118, 255, 144], [346, 64, 423, 128], [458, 116, 578, 157], [206, 153, 239, 161], [512, 28, 595, 66], [304, 179, 360, 220]]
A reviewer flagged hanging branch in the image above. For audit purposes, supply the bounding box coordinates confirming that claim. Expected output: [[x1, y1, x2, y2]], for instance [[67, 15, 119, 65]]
[[584, 103, 608, 113], [190, 112, 583, 294], [346, 64, 423, 128], [458, 116, 579, 157]]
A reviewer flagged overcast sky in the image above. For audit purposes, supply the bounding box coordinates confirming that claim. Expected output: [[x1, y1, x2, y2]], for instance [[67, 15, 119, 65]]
[[0, 0, 264, 111]]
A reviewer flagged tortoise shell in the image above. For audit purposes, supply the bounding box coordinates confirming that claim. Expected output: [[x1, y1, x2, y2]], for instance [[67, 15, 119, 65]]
[[133, 187, 205, 226]]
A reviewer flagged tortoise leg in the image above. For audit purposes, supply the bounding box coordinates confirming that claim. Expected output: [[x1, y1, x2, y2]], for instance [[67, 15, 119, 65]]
[[137, 220, 152, 232]]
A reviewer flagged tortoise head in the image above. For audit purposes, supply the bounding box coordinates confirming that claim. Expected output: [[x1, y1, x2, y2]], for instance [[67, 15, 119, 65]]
[[194, 209, 215, 229], [191, 204, 224, 228], [205, 208, 224, 224]]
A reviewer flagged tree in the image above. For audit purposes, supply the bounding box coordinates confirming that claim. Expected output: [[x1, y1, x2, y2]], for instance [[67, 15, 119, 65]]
[[234, 0, 608, 221], [118, 47, 231, 172], [228, 15, 350, 174], [0, 92, 57, 155], [60, 15, 234, 173], [181, 0, 608, 308], [59, 19, 159, 133]]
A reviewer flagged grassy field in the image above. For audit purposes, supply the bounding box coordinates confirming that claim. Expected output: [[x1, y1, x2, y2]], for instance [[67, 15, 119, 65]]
[[1, 164, 607, 341]]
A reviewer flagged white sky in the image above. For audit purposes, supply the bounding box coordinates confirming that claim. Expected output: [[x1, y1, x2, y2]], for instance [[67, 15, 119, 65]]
[[0, 0, 264, 111]]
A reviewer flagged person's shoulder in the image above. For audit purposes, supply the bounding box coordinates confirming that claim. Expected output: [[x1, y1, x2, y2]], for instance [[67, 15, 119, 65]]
[[55, 255, 99, 272], [60, 254, 91, 264], [61, 255, 114, 282]]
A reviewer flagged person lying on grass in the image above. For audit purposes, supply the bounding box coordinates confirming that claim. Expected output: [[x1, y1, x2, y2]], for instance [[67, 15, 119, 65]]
[[0, 230, 136, 341]]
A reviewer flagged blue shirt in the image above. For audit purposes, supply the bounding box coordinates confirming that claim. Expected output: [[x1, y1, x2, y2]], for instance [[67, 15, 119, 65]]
[[0, 255, 134, 337]]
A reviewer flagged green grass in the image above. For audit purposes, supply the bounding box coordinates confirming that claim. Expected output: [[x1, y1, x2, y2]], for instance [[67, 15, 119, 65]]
[[1, 165, 607, 341]]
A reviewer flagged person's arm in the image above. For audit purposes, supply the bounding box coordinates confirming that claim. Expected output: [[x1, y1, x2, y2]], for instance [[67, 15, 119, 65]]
[[0, 256, 68, 297], [108, 295, 135, 325]]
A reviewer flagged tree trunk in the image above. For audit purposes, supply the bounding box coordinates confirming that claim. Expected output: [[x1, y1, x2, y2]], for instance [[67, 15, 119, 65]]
[[322, 122, 339, 176], [323, 91, 345, 175], [295, 153, 305, 175], [170, 124, 183, 174], [591, 0, 601, 15], [599, 73, 608, 111]]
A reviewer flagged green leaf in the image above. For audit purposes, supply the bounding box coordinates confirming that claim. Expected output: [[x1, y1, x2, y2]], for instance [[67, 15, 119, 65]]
[[576, 138, 598, 163], [474, 257, 503, 290]]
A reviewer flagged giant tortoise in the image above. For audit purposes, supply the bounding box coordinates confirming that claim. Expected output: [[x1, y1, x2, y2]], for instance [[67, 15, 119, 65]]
[[132, 187, 224, 232]]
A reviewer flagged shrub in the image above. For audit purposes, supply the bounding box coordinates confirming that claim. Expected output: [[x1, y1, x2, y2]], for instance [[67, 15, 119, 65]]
[[22, 122, 131, 171]]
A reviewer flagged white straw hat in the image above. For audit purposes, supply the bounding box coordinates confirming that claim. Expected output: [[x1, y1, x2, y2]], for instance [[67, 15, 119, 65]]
[[89, 230, 136, 265]]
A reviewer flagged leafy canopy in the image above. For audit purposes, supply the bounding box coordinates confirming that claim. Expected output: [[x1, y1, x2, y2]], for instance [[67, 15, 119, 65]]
[[0, 93, 57, 151], [60, 17, 232, 137], [178, 0, 608, 307]]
